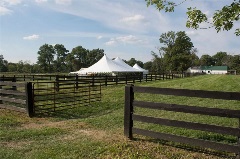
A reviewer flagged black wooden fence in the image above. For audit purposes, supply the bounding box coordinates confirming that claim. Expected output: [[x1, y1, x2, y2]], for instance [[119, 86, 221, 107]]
[[124, 85, 240, 158], [0, 81, 34, 117], [0, 80, 101, 117], [0, 73, 186, 86], [32, 81, 101, 114]]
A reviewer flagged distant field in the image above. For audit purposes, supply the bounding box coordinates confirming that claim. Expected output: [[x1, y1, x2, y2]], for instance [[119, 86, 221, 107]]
[[0, 75, 239, 159]]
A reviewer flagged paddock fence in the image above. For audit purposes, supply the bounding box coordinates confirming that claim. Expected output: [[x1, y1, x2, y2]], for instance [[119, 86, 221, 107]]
[[124, 85, 240, 158], [0, 72, 187, 86], [0, 81, 33, 117], [32, 80, 101, 115], [0, 79, 101, 117]]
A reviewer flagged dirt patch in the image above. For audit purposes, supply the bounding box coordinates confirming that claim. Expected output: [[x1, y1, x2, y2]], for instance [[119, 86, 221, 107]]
[[1, 141, 33, 149], [20, 119, 88, 131]]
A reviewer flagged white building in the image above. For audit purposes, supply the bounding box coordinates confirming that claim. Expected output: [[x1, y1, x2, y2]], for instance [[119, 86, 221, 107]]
[[187, 66, 228, 74]]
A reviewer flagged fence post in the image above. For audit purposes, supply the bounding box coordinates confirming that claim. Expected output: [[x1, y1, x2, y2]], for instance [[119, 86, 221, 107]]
[[1, 75, 4, 81], [125, 75, 128, 84], [75, 75, 79, 89], [55, 75, 59, 91], [92, 75, 95, 86], [115, 75, 118, 85], [12, 76, 17, 90], [105, 75, 108, 86], [124, 84, 134, 139], [0, 82, 2, 104], [25, 82, 34, 117]]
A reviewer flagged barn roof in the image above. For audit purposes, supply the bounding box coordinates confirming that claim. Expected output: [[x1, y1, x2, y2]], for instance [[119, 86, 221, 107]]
[[200, 66, 228, 71]]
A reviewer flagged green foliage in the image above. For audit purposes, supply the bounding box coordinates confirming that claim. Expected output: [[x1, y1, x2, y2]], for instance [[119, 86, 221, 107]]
[[0, 54, 8, 72], [37, 44, 55, 73], [54, 44, 69, 72], [213, 1, 240, 34], [146, 0, 175, 12], [146, 0, 240, 36], [199, 54, 215, 66], [125, 58, 144, 67], [212, 52, 228, 66], [158, 31, 194, 72], [186, 7, 208, 29]]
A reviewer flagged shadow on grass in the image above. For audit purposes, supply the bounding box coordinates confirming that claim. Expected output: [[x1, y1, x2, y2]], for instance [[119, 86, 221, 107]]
[[131, 137, 237, 159], [33, 101, 119, 120]]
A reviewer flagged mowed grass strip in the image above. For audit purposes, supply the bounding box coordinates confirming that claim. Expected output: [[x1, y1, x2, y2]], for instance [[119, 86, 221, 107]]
[[0, 75, 239, 159]]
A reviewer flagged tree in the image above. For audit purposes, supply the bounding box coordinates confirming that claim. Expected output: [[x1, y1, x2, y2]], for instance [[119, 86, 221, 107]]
[[70, 46, 89, 70], [228, 55, 240, 73], [150, 52, 164, 73], [212, 52, 228, 66], [146, 0, 240, 36], [190, 48, 200, 66], [0, 55, 8, 72], [87, 49, 104, 67], [199, 54, 214, 66], [125, 58, 144, 67], [54, 44, 69, 72], [143, 61, 153, 72], [7, 62, 17, 72], [37, 44, 55, 73], [159, 31, 194, 72]]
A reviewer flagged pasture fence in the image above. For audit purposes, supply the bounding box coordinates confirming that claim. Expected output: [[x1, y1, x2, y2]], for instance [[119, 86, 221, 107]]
[[0, 80, 101, 117], [32, 80, 101, 115], [0, 72, 187, 87], [0, 81, 34, 117], [124, 85, 240, 158]]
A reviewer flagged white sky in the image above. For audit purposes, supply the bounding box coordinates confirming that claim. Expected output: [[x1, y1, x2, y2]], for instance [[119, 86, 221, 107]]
[[0, 0, 239, 64]]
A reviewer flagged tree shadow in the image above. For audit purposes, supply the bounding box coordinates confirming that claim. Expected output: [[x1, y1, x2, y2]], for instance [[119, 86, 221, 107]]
[[33, 102, 117, 120], [131, 137, 237, 159]]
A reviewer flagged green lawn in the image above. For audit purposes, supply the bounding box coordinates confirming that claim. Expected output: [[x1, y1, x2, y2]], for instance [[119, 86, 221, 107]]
[[0, 75, 239, 159]]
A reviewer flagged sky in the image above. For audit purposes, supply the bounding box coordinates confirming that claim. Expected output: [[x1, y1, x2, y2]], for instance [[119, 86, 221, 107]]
[[0, 0, 239, 64]]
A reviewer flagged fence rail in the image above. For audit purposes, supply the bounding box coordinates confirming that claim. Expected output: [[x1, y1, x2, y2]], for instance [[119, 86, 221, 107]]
[[0, 80, 101, 117], [0, 81, 34, 116], [32, 81, 101, 114], [124, 85, 240, 158], [1, 73, 187, 86]]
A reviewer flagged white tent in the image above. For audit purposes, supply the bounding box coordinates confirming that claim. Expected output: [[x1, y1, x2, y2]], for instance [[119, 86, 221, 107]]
[[69, 68, 86, 75], [133, 64, 149, 74], [113, 57, 140, 72], [77, 54, 142, 75]]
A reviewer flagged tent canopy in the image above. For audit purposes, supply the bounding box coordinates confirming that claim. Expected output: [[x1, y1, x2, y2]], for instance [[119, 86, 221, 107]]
[[113, 57, 140, 72], [77, 54, 142, 74], [133, 64, 149, 74]]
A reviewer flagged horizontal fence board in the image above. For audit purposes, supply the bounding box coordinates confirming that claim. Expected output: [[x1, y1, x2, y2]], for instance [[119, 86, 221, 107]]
[[0, 81, 25, 87], [1, 89, 26, 96], [133, 101, 240, 118], [133, 86, 240, 101], [0, 96, 26, 104], [132, 128, 239, 153], [0, 104, 26, 113], [133, 114, 240, 136]]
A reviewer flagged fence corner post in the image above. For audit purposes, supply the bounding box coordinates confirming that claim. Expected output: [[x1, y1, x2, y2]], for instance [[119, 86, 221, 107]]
[[124, 84, 134, 140], [25, 82, 34, 117]]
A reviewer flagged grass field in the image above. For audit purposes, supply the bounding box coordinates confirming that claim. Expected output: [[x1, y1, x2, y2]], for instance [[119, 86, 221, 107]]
[[0, 75, 239, 159]]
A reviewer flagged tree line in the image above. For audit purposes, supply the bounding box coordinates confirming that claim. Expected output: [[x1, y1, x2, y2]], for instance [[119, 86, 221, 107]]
[[0, 44, 143, 74], [1, 31, 239, 74], [144, 31, 240, 74]]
